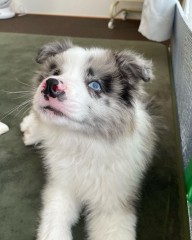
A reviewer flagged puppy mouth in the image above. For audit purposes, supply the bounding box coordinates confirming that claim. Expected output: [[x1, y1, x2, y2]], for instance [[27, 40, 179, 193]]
[[42, 106, 64, 117], [40, 105, 90, 127]]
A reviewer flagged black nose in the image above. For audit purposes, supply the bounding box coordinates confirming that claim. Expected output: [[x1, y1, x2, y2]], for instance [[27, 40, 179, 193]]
[[42, 78, 62, 98]]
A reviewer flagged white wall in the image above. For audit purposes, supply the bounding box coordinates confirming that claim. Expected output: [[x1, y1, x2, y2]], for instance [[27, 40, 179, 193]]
[[15, 0, 143, 18]]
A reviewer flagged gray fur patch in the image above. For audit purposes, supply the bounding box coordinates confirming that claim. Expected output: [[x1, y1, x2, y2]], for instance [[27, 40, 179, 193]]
[[36, 39, 73, 64], [84, 48, 154, 108], [114, 50, 154, 82]]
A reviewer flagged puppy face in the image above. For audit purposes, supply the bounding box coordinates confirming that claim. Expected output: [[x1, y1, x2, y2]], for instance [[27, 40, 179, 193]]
[[32, 40, 153, 138]]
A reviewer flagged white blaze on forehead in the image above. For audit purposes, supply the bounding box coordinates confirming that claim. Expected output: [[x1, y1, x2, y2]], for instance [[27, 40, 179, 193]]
[[62, 47, 89, 73], [61, 47, 108, 73]]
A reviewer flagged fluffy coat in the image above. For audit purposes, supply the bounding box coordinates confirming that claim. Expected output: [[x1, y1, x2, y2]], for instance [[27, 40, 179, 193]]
[[20, 40, 156, 240]]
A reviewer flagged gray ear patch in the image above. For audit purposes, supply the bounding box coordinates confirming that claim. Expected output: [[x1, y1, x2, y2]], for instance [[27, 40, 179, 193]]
[[115, 50, 154, 82], [36, 39, 73, 64]]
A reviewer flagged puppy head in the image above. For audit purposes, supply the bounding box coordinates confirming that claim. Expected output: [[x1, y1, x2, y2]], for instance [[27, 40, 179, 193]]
[[32, 40, 153, 138]]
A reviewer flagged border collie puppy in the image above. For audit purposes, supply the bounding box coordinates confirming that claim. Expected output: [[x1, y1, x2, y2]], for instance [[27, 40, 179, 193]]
[[20, 40, 156, 240]]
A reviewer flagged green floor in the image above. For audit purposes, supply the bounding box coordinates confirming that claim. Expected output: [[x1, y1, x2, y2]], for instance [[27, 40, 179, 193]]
[[0, 33, 189, 240]]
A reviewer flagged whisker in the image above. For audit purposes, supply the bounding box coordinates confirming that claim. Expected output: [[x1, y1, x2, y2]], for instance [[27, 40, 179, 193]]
[[15, 79, 36, 91], [15, 78, 32, 87], [1, 89, 34, 94], [12, 91, 34, 99], [13, 94, 32, 100], [15, 102, 32, 118], [20, 106, 32, 119], [0, 99, 32, 121]]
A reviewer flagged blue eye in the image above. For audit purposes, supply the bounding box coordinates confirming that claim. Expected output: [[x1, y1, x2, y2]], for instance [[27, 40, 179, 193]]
[[88, 81, 101, 92]]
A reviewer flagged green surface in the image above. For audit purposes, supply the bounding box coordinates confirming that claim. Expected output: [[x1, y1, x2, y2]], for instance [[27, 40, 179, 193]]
[[185, 157, 192, 204], [0, 32, 189, 240]]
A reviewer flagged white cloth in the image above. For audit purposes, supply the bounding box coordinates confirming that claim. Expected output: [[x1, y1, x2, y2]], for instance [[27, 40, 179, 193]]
[[138, 0, 177, 42], [0, 122, 9, 135]]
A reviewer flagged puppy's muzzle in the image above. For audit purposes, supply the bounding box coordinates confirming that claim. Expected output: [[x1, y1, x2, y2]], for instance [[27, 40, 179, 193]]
[[42, 78, 65, 99]]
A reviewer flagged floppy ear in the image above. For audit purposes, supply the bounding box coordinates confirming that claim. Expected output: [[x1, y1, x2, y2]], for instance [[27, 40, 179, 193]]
[[36, 39, 73, 64], [115, 50, 154, 82]]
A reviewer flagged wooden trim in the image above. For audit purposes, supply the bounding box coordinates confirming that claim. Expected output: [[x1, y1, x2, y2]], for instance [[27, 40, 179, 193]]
[[0, 14, 169, 45], [19, 12, 111, 19]]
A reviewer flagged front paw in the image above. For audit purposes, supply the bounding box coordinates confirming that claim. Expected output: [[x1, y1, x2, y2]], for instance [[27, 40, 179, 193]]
[[22, 128, 37, 146], [37, 229, 72, 240], [20, 114, 40, 146]]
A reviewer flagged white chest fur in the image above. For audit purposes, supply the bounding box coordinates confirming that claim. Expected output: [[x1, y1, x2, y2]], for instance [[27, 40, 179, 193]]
[[40, 108, 154, 212]]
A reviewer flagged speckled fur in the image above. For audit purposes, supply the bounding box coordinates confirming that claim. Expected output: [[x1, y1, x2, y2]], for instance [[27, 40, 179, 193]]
[[21, 40, 157, 240]]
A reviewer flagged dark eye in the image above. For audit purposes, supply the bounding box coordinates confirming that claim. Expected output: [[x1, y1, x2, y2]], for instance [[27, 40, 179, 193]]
[[88, 81, 101, 92], [53, 69, 60, 76]]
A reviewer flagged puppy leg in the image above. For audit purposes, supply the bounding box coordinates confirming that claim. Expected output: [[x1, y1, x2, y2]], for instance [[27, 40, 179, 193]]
[[37, 183, 80, 240], [20, 111, 42, 145], [87, 207, 136, 240]]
